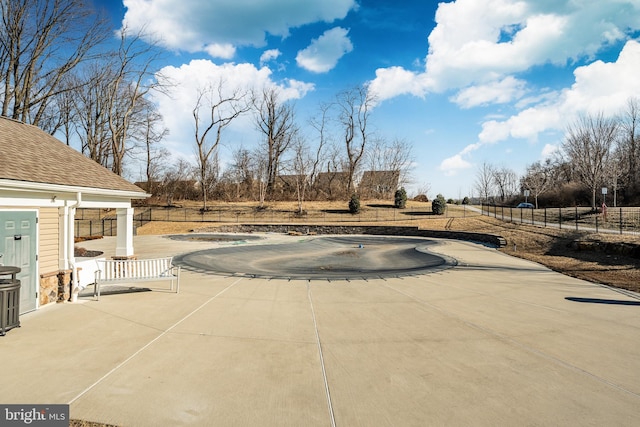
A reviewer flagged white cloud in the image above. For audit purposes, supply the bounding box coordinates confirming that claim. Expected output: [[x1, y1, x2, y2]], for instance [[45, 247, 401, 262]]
[[369, 0, 640, 101], [203, 43, 236, 59], [452, 76, 527, 108], [260, 49, 281, 66], [478, 40, 640, 143], [280, 79, 316, 100], [564, 40, 640, 114], [296, 27, 353, 73], [151, 60, 314, 157], [437, 39, 640, 179], [122, 0, 357, 57], [367, 66, 431, 102], [439, 154, 472, 176], [541, 143, 559, 159]]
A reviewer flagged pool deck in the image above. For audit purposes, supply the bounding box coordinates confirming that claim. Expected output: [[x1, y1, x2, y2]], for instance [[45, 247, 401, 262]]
[[1, 233, 639, 426]]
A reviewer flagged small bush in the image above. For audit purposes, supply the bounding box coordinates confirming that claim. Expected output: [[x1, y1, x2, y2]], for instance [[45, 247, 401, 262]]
[[432, 194, 447, 215], [348, 193, 361, 214], [413, 194, 429, 202], [462, 196, 470, 205], [447, 198, 455, 204], [432, 199, 446, 215], [394, 187, 407, 209]]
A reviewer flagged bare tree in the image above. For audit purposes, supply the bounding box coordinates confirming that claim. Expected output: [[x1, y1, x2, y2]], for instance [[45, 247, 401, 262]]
[[72, 64, 112, 167], [521, 159, 555, 208], [134, 99, 169, 194], [228, 146, 254, 200], [475, 162, 495, 202], [161, 158, 194, 206], [105, 27, 166, 176], [618, 97, 640, 196], [308, 102, 333, 199], [335, 85, 376, 196], [45, 75, 78, 142], [366, 137, 414, 188], [192, 81, 251, 210], [253, 86, 297, 196], [0, 0, 109, 125], [562, 113, 618, 209], [604, 147, 625, 207], [251, 150, 269, 208], [287, 137, 312, 214], [492, 165, 518, 203]]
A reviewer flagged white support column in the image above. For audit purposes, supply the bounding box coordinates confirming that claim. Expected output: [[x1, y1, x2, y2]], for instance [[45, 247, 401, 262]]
[[58, 204, 76, 270], [115, 207, 135, 258], [67, 206, 76, 268], [58, 206, 69, 270], [58, 205, 76, 270]]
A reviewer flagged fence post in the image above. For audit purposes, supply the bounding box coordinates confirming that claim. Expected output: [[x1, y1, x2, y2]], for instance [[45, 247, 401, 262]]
[[595, 216, 599, 233], [544, 208, 547, 227], [531, 207, 534, 225], [559, 207, 562, 229], [575, 206, 578, 231], [620, 207, 623, 234]]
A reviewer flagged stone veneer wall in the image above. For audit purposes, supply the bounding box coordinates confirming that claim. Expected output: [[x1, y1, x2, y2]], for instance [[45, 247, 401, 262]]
[[217, 224, 507, 247], [39, 269, 72, 306]]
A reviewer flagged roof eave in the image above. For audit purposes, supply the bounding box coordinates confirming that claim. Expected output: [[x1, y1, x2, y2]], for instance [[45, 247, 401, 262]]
[[0, 179, 151, 199]]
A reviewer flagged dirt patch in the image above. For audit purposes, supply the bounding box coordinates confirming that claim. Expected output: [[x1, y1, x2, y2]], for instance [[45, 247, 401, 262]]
[[334, 250, 360, 257], [74, 247, 103, 258], [444, 216, 640, 293]]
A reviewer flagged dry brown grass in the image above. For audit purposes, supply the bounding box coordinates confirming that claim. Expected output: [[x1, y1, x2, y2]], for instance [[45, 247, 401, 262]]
[[134, 202, 640, 294], [443, 215, 640, 293]]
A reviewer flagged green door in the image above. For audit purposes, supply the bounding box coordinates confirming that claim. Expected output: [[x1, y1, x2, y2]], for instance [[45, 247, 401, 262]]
[[0, 211, 38, 313]]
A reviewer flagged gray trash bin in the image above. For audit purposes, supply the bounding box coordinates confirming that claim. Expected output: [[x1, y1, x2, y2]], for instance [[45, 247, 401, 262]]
[[0, 278, 20, 336]]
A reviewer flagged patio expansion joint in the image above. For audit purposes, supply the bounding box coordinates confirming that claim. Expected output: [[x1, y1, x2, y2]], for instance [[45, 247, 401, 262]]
[[307, 283, 337, 427], [66, 277, 245, 406]]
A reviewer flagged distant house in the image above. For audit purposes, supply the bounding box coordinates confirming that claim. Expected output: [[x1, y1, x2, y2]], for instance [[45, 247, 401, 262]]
[[312, 172, 350, 199], [0, 117, 149, 313], [359, 170, 400, 199]]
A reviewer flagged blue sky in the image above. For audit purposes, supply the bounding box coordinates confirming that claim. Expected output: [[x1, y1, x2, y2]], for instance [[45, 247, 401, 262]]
[[94, 0, 640, 199]]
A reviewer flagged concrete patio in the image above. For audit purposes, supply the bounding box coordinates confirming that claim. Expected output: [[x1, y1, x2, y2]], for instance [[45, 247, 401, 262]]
[[1, 234, 639, 426]]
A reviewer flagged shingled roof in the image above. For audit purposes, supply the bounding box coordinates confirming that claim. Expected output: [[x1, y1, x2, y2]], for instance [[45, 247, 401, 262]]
[[0, 117, 145, 194]]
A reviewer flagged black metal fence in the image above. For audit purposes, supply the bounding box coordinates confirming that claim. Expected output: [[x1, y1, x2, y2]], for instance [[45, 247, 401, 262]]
[[74, 204, 482, 237], [481, 204, 640, 234], [74, 218, 118, 237], [130, 205, 480, 224]]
